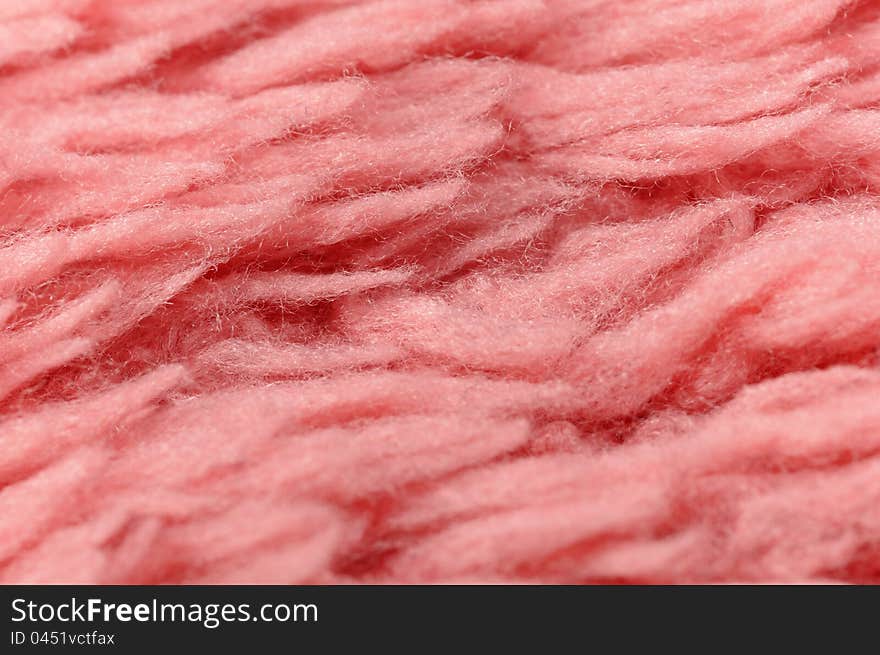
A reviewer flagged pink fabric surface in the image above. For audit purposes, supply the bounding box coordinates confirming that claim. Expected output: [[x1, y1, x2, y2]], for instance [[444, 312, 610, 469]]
[[1, 0, 879, 583]]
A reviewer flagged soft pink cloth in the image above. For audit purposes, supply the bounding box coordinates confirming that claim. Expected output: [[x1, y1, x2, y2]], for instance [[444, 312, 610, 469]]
[[1, 0, 879, 583]]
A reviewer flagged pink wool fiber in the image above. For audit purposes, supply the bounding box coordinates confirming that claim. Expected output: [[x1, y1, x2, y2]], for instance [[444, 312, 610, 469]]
[[1, 0, 880, 584]]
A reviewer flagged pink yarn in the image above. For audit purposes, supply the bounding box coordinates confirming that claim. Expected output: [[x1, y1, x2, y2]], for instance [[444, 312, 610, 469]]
[[1, 0, 879, 584]]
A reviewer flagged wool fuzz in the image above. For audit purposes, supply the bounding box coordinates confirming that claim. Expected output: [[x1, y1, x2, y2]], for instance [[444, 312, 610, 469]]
[[1, 0, 879, 584]]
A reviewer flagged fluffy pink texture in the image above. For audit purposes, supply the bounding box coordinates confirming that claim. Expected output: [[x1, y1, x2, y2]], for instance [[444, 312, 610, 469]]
[[1, 0, 879, 584]]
